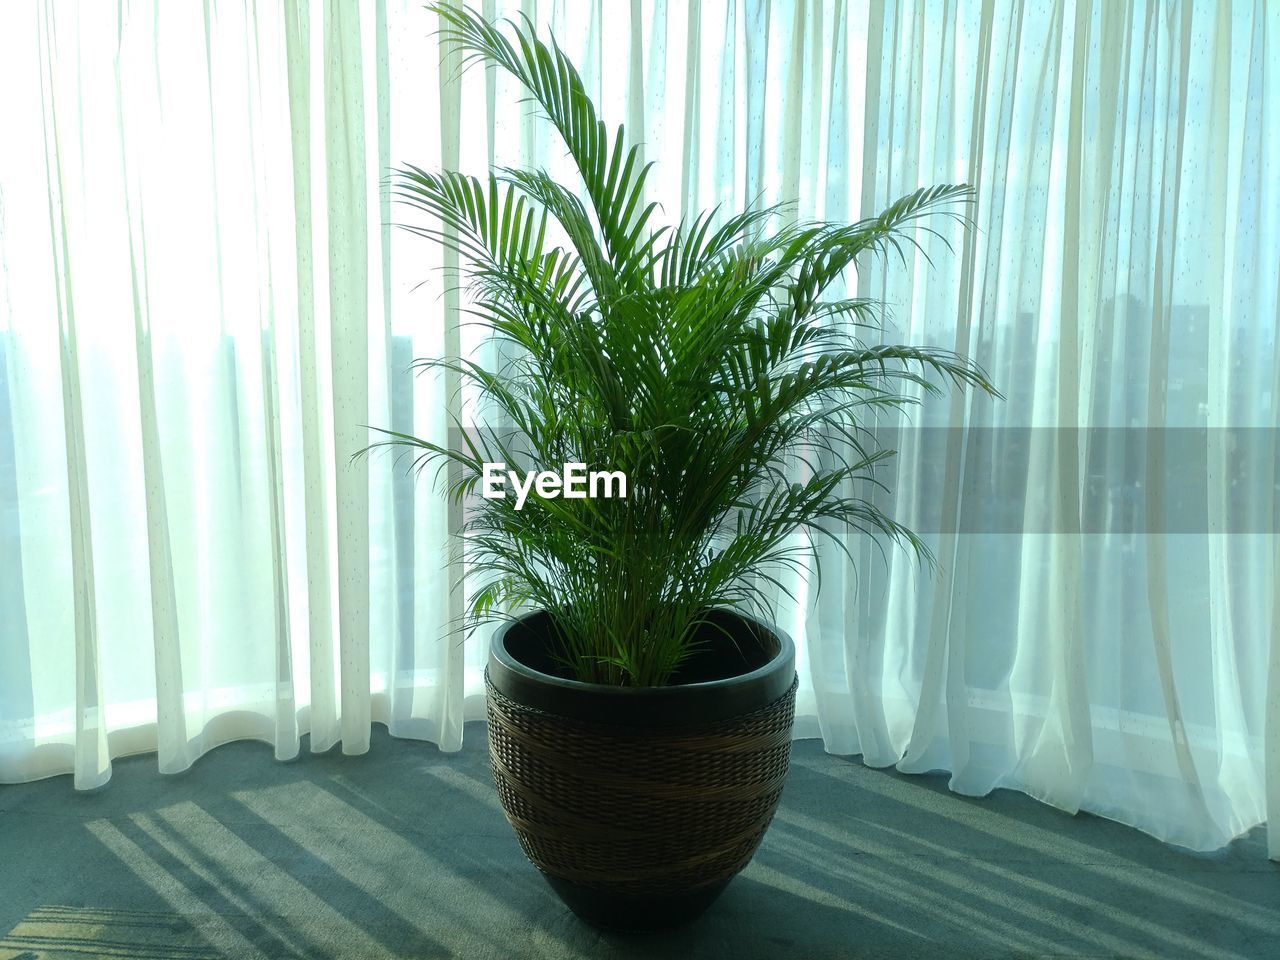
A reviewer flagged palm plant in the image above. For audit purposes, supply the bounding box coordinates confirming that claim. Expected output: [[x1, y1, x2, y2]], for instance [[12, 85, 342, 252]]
[[369, 3, 999, 687]]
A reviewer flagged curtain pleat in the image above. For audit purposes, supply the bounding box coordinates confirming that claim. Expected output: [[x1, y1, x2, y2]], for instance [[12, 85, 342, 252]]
[[37, 3, 111, 790], [282, 0, 338, 753], [323, 0, 372, 756], [117, 29, 192, 775], [433, 0, 467, 752]]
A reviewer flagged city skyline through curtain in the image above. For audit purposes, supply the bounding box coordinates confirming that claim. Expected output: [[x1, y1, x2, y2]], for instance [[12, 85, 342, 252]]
[[0, 0, 1276, 859]]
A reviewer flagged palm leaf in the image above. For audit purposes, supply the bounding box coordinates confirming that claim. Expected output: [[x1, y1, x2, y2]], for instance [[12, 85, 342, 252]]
[[361, 4, 1001, 685]]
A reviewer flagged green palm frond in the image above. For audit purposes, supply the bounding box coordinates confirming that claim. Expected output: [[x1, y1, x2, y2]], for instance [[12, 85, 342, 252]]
[[433, 2, 659, 286], [363, 3, 1000, 686]]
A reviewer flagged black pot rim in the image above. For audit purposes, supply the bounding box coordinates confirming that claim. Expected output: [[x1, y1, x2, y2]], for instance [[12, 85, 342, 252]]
[[487, 607, 796, 727]]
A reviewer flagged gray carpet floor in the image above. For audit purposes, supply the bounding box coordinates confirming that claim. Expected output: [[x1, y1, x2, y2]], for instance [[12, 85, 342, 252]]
[[1, 724, 1275, 960]]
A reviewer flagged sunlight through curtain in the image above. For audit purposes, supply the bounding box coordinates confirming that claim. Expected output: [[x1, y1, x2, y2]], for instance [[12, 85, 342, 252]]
[[0, 0, 1276, 860]]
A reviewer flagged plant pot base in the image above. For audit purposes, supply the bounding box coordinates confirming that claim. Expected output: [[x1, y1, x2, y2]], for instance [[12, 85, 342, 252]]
[[544, 875, 732, 931]]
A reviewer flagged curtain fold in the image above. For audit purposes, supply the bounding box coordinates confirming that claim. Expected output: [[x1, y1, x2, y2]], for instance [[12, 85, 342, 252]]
[[1, 0, 1276, 859]]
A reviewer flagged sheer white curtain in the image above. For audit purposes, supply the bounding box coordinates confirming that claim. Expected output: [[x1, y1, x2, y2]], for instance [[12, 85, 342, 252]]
[[1, 0, 1276, 860], [0, 0, 480, 787]]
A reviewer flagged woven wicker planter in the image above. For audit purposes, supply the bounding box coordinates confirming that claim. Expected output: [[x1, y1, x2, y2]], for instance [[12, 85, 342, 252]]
[[485, 608, 797, 930]]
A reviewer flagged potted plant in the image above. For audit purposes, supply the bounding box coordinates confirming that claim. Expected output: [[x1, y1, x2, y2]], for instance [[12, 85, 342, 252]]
[[368, 4, 998, 930]]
